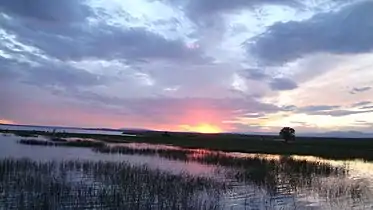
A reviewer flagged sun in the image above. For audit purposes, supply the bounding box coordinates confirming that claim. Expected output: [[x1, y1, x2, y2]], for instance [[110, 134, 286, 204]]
[[180, 123, 222, 134]]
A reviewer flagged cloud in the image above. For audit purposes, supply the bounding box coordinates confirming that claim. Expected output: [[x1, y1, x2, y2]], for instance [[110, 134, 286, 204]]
[[0, 0, 91, 22], [351, 101, 372, 107], [269, 78, 298, 91], [0, 49, 107, 91], [182, 0, 301, 18], [243, 113, 266, 118], [1, 0, 373, 132], [299, 108, 373, 117], [297, 105, 340, 112], [318, 110, 373, 117], [360, 105, 373, 110], [353, 120, 373, 128], [0, 57, 21, 81], [248, 1, 373, 65], [349, 86, 372, 94], [22, 64, 106, 89], [291, 104, 373, 117], [281, 105, 297, 112], [239, 68, 268, 81], [62, 89, 283, 118], [0, 2, 205, 63], [0, 80, 284, 129]]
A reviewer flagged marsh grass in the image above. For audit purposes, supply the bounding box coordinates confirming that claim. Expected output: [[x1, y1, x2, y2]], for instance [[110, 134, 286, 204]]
[[18, 139, 105, 148], [18, 140, 348, 184], [0, 158, 226, 210], [93, 145, 358, 197], [93, 145, 192, 161]]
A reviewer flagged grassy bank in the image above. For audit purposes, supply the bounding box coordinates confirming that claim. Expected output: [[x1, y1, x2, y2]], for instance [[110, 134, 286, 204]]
[[3, 129, 373, 160]]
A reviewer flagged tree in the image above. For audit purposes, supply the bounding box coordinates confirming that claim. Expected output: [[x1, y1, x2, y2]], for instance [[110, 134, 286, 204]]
[[279, 127, 295, 143], [162, 131, 171, 137]]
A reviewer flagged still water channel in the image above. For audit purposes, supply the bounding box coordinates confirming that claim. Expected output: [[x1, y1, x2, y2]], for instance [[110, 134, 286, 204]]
[[1, 129, 373, 209]]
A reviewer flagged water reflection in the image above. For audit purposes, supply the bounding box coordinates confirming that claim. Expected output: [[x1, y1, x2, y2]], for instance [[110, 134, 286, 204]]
[[1, 134, 373, 209]]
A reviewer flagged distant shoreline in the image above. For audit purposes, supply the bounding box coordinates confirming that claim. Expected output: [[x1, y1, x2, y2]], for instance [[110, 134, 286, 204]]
[[2, 127, 373, 161], [1, 123, 373, 139]]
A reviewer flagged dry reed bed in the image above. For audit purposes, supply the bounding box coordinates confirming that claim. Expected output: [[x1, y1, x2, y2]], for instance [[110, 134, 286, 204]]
[[0, 158, 226, 210]]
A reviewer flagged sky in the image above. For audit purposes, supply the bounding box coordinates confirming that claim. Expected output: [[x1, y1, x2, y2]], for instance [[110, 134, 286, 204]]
[[1, 0, 373, 133]]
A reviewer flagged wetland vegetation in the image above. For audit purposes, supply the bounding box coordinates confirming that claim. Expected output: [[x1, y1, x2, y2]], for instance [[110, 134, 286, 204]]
[[6, 128, 373, 161], [1, 126, 373, 209], [0, 158, 225, 210]]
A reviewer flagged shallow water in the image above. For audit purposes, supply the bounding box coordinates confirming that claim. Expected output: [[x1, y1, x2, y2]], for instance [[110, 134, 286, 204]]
[[1, 134, 373, 209]]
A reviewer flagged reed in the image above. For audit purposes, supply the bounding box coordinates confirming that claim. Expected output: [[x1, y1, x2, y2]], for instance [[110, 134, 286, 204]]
[[8, 137, 372, 208], [0, 158, 226, 210], [93, 145, 192, 161], [17, 140, 348, 181], [93, 145, 346, 175], [92, 145, 352, 197]]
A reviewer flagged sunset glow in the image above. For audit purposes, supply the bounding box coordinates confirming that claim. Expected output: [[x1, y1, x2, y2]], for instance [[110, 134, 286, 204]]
[[0, 119, 15, 125], [179, 124, 223, 134], [1, 0, 373, 134]]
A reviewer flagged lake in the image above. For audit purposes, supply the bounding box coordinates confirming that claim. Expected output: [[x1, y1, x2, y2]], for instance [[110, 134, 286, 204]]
[[1, 132, 373, 209]]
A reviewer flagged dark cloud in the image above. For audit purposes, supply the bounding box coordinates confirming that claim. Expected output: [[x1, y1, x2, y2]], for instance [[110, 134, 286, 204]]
[[0, 0, 91, 22], [157, 0, 304, 35], [349, 86, 372, 94], [0, 47, 106, 90], [3, 24, 202, 62], [0, 4, 205, 63], [163, 0, 302, 20], [185, 0, 300, 16], [240, 68, 268, 81], [269, 78, 298, 91], [0, 58, 21, 81], [249, 1, 373, 65], [22, 65, 105, 89]]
